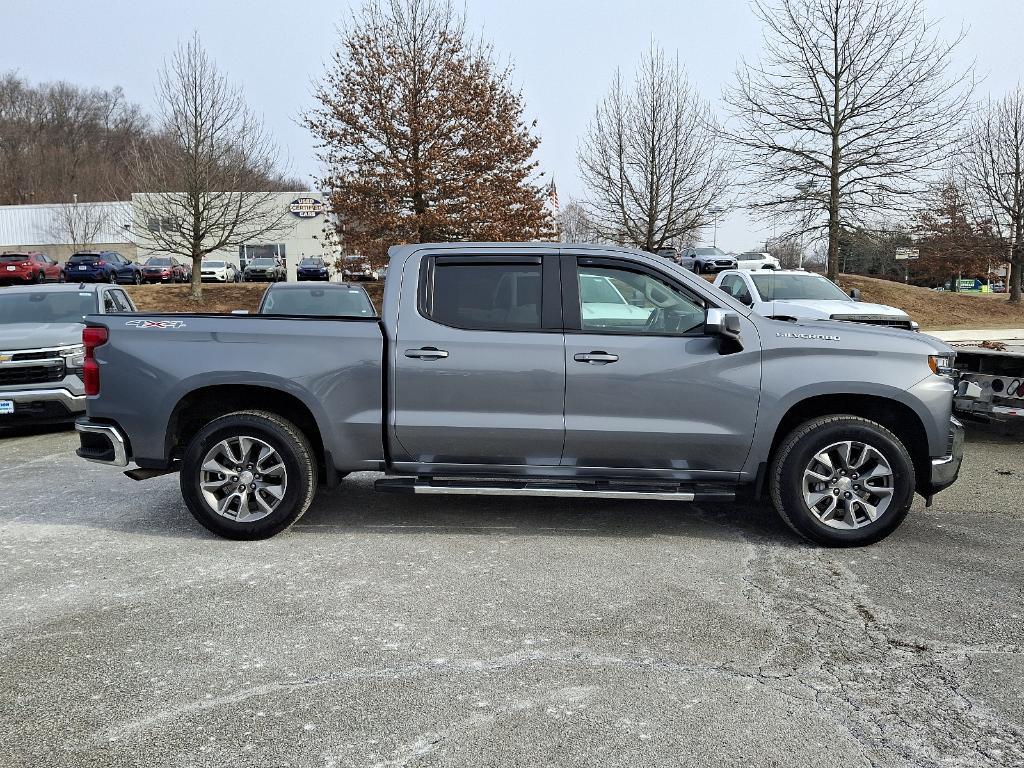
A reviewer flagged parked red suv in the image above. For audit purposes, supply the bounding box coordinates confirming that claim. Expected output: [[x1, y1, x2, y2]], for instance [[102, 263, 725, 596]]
[[0, 251, 64, 284]]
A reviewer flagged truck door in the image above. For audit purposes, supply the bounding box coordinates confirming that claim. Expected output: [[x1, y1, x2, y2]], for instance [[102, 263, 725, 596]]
[[560, 255, 762, 477], [391, 252, 566, 467]]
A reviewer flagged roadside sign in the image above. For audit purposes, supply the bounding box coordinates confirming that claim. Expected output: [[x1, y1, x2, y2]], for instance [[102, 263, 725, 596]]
[[894, 248, 919, 261]]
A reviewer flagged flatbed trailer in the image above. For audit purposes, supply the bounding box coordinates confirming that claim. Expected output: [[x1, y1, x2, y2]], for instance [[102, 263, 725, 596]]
[[930, 329, 1024, 420]]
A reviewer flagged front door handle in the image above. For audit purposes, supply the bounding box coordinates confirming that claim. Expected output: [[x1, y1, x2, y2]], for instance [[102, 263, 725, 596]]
[[573, 351, 619, 364], [405, 347, 449, 360]]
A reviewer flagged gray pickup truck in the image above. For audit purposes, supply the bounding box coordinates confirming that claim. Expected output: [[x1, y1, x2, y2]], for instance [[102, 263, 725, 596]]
[[74, 243, 965, 547]]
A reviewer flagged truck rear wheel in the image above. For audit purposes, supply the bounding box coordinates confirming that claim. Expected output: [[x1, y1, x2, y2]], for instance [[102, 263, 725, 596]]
[[769, 416, 916, 547], [180, 410, 318, 540]]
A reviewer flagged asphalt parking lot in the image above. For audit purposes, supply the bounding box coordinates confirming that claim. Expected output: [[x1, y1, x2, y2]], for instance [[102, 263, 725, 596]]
[[1, 424, 1022, 768]]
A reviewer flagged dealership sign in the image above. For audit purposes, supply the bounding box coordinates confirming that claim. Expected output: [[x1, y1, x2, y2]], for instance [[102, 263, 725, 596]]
[[289, 197, 326, 218]]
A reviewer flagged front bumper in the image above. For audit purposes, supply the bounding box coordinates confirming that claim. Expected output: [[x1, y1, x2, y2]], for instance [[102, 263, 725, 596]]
[[75, 418, 129, 466], [928, 416, 965, 495], [0, 387, 85, 421]]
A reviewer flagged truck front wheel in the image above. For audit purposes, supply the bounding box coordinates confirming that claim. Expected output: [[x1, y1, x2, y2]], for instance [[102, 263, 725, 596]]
[[769, 416, 916, 547], [180, 410, 318, 540]]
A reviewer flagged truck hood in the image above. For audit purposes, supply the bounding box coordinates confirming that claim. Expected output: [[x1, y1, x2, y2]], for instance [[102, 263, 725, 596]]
[[766, 316, 953, 355], [0, 322, 84, 351], [762, 299, 909, 319]]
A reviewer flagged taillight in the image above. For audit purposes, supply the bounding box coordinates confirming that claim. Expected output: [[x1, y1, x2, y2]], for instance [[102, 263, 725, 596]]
[[96, 260, 106, 267], [82, 326, 108, 396]]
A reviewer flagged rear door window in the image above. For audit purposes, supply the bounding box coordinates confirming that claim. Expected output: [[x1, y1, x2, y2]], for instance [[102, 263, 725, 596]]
[[424, 259, 543, 331]]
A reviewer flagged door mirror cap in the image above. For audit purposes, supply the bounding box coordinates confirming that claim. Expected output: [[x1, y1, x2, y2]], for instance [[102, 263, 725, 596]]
[[705, 308, 742, 341], [849, 288, 861, 301]]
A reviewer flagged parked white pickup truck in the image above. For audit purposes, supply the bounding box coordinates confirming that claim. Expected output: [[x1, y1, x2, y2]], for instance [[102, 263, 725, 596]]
[[713, 270, 917, 331]]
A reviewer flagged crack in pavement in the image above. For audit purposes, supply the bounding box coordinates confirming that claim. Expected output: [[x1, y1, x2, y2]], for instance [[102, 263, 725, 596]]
[[727, 518, 1024, 768]]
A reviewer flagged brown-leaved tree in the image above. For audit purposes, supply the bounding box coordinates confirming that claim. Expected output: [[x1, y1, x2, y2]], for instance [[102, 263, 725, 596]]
[[306, 0, 552, 265], [915, 177, 1000, 291]]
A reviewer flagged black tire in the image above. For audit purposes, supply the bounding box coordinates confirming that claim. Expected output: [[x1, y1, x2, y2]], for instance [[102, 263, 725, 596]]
[[34, 270, 44, 284], [133, 271, 142, 285], [769, 415, 916, 547], [180, 410, 318, 540], [58, 271, 66, 283], [108, 270, 118, 284]]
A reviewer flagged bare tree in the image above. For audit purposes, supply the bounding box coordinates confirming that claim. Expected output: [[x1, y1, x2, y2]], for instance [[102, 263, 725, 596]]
[[43, 197, 114, 251], [125, 34, 293, 299], [557, 198, 600, 243], [724, 0, 972, 280], [962, 89, 1024, 303], [0, 72, 148, 205], [578, 45, 730, 253], [766, 236, 805, 269]]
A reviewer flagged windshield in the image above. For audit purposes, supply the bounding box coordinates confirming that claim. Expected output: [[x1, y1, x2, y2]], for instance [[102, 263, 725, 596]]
[[0, 291, 97, 324], [250, 259, 276, 267], [261, 288, 374, 317], [751, 273, 850, 302], [0, 254, 29, 263], [203, 261, 226, 268], [145, 257, 172, 266], [299, 259, 322, 267], [579, 274, 627, 305]]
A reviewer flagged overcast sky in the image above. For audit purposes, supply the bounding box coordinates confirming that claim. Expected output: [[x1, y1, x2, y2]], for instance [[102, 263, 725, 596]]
[[3, 0, 1021, 251]]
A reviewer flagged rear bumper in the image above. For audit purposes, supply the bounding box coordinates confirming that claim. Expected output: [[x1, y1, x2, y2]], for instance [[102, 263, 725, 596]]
[[0, 271, 36, 283], [927, 416, 965, 495], [75, 418, 129, 466]]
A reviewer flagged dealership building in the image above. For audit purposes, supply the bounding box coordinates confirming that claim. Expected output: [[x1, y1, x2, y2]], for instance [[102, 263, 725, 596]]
[[0, 191, 335, 282]]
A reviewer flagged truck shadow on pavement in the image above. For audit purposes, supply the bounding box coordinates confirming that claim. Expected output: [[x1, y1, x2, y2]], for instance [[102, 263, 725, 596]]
[[291, 473, 795, 545]]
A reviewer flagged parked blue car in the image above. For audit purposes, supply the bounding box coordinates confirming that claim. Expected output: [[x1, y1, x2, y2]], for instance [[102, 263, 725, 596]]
[[296, 257, 331, 281], [66, 251, 143, 285]]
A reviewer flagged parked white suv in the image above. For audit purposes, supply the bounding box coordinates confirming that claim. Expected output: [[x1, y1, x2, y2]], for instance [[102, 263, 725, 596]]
[[735, 251, 781, 271], [713, 270, 917, 330]]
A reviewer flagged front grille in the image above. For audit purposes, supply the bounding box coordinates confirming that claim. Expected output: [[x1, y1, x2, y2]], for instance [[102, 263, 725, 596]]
[[829, 314, 914, 330], [0, 363, 64, 386], [11, 350, 58, 362]]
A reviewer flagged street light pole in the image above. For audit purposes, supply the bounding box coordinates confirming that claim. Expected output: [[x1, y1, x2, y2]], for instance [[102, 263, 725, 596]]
[[709, 206, 724, 248]]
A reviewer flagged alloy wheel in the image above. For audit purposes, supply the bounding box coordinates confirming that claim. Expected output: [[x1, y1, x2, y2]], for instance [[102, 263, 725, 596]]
[[199, 435, 288, 523], [801, 440, 895, 530]]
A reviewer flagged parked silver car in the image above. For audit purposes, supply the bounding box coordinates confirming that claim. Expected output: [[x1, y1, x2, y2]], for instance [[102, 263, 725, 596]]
[[680, 246, 737, 274]]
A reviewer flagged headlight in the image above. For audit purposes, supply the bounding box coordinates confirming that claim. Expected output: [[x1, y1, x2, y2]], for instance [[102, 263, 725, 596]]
[[928, 355, 954, 376], [59, 344, 86, 370]]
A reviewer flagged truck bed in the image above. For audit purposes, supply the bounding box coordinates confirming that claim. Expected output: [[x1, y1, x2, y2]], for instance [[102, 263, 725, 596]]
[[85, 313, 386, 470]]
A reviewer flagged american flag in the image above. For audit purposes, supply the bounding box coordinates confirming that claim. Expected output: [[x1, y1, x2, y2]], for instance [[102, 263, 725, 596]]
[[547, 179, 559, 214]]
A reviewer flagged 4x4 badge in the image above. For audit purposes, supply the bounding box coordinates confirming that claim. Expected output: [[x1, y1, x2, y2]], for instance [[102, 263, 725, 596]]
[[125, 319, 186, 329]]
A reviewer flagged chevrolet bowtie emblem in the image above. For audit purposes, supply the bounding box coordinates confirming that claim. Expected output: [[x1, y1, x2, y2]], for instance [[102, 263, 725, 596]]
[[0, 354, 11, 363]]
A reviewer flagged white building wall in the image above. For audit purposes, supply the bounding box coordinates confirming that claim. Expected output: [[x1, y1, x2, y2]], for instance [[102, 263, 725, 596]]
[[130, 192, 337, 282]]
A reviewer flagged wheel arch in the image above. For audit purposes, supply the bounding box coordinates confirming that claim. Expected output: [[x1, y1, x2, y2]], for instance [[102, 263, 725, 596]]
[[166, 384, 327, 476], [767, 393, 931, 494]]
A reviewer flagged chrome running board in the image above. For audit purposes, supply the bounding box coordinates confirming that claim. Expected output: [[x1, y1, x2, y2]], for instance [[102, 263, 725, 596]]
[[375, 477, 735, 503]]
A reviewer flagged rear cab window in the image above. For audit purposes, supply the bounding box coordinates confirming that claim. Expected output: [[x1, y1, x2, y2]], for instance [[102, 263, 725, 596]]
[[422, 257, 545, 331]]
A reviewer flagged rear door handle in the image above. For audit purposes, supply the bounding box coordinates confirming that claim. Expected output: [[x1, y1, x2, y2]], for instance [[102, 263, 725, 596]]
[[573, 351, 619, 364], [405, 347, 449, 360]]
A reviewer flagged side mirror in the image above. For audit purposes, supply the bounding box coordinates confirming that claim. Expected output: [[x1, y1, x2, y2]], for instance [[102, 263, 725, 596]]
[[705, 308, 743, 349], [849, 288, 861, 301]]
